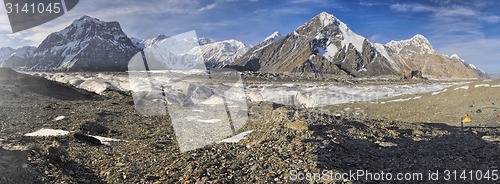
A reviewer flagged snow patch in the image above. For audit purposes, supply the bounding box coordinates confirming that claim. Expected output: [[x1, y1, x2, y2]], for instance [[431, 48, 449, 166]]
[[454, 86, 470, 91], [91, 135, 125, 146], [384, 96, 422, 103], [264, 31, 281, 41], [432, 89, 447, 95], [373, 43, 398, 70], [24, 129, 124, 145], [323, 44, 338, 60], [24, 129, 70, 137], [54, 116, 66, 121], [338, 21, 365, 53], [450, 54, 462, 60], [474, 84, 491, 88], [217, 130, 254, 143]]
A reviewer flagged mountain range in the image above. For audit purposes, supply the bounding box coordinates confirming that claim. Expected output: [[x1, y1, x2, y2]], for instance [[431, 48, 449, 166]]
[[230, 12, 486, 79], [0, 12, 488, 79]]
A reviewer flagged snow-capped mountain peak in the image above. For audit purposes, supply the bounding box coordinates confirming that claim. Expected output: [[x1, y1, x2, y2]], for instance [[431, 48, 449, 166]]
[[449, 54, 462, 60], [71, 15, 104, 27], [25, 15, 139, 71], [386, 34, 434, 55], [265, 31, 282, 41], [316, 11, 337, 28], [253, 31, 283, 51], [311, 11, 367, 53], [189, 39, 250, 68]]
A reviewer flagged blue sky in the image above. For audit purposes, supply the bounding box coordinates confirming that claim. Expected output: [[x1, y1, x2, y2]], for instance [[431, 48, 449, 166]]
[[1, 0, 499, 73]]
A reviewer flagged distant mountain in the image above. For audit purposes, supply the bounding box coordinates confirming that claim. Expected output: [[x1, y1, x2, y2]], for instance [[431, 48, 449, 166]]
[[188, 39, 250, 68], [141, 34, 170, 48], [1, 14, 248, 71], [231, 12, 484, 79], [0, 47, 14, 66], [133, 35, 217, 50], [1, 46, 36, 68], [490, 73, 500, 79], [0, 13, 487, 76], [133, 35, 247, 68], [385, 36, 479, 79], [5, 16, 139, 71], [446, 54, 488, 78]]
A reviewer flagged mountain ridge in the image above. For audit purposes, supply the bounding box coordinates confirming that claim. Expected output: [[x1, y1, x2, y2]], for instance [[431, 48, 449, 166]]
[[230, 11, 484, 79], [0, 13, 489, 78]]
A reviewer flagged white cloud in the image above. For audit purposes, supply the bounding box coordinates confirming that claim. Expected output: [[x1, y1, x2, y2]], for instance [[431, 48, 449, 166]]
[[369, 34, 381, 42], [359, 1, 386, 7], [390, 4, 436, 13], [482, 15, 500, 23], [198, 3, 217, 12], [253, 7, 313, 16], [436, 7, 476, 17], [390, 3, 499, 23]]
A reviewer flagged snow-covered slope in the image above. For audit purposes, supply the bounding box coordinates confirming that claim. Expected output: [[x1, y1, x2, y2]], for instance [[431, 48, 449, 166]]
[[386, 34, 435, 55], [315, 12, 366, 53], [189, 39, 250, 68], [233, 11, 400, 76], [135, 33, 249, 68], [142, 34, 169, 48], [24, 15, 139, 71], [140, 35, 218, 49], [253, 31, 282, 50]]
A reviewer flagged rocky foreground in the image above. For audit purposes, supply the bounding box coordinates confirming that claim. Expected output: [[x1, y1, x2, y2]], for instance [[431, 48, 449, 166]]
[[1, 68, 500, 183]]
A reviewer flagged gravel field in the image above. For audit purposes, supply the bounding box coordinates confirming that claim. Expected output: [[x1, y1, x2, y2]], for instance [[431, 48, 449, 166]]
[[1, 68, 499, 183]]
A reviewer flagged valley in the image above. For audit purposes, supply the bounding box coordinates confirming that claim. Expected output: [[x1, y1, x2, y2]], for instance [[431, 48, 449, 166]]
[[1, 10, 499, 183]]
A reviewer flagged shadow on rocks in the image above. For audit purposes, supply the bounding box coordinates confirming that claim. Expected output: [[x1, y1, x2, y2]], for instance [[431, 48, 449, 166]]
[[0, 148, 40, 183], [303, 114, 500, 183], [28, 139, 107, 183]]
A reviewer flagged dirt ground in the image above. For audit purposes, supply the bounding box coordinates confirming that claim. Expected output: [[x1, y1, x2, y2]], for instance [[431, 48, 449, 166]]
[[325, 80, 500, 127]]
